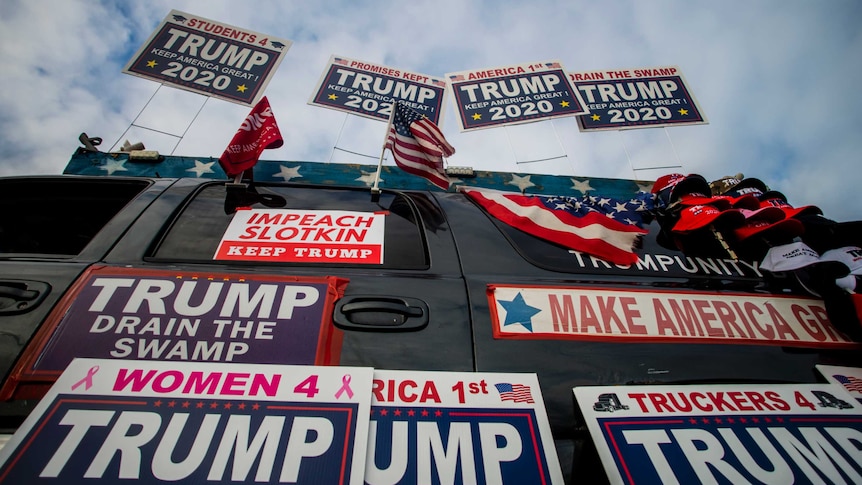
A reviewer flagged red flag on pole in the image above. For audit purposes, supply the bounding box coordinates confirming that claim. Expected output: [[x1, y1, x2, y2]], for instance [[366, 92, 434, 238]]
[[219, 96, 283, 178]]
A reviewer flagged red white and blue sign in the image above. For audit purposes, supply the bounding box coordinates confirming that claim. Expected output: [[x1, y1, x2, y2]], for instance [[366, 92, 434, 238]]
[[568, 66, 707, 131], [309, 55, 447, 125], [446, 61, 589, 132], [366, 369, 564, 484], [573, 383, 862, 484], [0, 267, 347, 400], [0, 359, 374, 484], [123, 10, 292, 106]]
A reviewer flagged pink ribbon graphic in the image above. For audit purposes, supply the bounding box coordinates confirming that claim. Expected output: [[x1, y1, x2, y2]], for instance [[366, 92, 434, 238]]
[[71, 365, 100, 391], [335, 374, 353, 399]]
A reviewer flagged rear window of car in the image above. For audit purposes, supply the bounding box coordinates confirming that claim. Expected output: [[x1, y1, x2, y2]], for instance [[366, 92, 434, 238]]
[[0, 178, 150, 257], [152, 183, 429, 269]]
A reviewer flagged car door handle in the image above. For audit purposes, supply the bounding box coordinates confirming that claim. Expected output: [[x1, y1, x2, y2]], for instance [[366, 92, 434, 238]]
[[0, 280, 50, 314], [334, 295, 428, 332]]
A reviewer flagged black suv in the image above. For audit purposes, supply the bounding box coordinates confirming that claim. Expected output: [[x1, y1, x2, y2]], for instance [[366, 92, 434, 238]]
[[0, 150, 859, 482]]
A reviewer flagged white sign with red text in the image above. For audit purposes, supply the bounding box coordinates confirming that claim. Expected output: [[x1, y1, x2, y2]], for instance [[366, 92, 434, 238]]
[[0, 358, 374, 484], [574, 383, 862, 484], [215, 208, 386, 264], [366, 369, 564, 485], [489, 284, 859, 349]]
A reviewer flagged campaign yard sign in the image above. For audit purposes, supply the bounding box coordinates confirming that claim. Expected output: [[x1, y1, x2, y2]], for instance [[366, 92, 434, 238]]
[[0, 359, 374, 484], [488, 284, 858, 349], [817, 365, 862, 404], [568, 65, 707, 131], [123, 10, 292, 106], [366, 369, 563, 485], [0, 267, 347, 400], [446, 60, 589, 132], [215, 208, 387, 264], [573, 383, 862, 485], [309, 55, 448, 125]]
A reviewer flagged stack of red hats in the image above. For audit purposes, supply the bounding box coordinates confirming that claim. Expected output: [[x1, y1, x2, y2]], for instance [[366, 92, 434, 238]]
[[651, 173, 815, 259], [652, 173, 728, 210], [710, 176, 814, 244]]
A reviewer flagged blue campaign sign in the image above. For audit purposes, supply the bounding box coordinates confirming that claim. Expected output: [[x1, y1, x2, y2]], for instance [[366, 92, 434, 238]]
[[574, 384, 862, 484], [369, 407, 552, 484], [0, 359, 374, 484], [365, 370, 564, 485], [569, 66, 708, 131], [446, 61, 589, 132], [0, 266, 348, 401], [308, 56, 447, 125], [123, 10, 291, 106]]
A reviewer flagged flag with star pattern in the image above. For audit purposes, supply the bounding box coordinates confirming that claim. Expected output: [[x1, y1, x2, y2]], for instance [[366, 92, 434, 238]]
[[461, 188, 654, 265], [219, 96, 284, 178], [385, 101, 455, 190]]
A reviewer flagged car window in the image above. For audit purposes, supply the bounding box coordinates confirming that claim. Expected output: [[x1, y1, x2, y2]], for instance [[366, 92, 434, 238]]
[[152, 183, 429, 269], [0, 178, 150, 257]]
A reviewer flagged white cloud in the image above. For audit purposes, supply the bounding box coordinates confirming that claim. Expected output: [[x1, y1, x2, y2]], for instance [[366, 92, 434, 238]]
[[0, 0, 860, 222]]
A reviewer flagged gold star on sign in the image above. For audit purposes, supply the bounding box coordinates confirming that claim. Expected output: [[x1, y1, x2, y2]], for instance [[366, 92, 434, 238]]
[[591, 114, 601, 121], [237, 84, 248, 93], [472, 113, 482, 120], [328, 94, 338, 100], [678, 108, 689, 115], [560, 101, 570, 108], [146, 60, 157, 68]]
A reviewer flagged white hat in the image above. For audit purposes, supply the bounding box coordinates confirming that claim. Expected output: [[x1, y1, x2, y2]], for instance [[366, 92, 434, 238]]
[[819, 246, 862, 273], [820, 247, 862, 291], [760, 242, 821, 272]]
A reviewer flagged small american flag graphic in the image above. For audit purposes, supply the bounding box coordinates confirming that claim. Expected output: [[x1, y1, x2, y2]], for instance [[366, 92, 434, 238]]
[[495, 383, 535, 404], [449, 74, 465, 82], [834, 374, 862, 393], [334, 57, 349, 65]]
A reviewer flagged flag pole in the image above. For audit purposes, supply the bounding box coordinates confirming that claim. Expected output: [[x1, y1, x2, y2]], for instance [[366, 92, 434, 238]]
[[371, 102, 398, 202], [709, 225, 738, 260]]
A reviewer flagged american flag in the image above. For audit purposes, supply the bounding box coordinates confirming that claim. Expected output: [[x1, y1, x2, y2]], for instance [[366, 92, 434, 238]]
[[432, 79, 446, 87], [545, 62, 562, 69], [450, 74, 465, 81], [333, 57, 349, 65], [386, 101, 455, 190], [461, 188, 653, 265], [834, 375, 862, 393], [495, 383, 535, 404]]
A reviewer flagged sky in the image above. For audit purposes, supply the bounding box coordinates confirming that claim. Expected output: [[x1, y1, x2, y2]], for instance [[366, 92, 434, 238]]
[[1, 0, 861, 221]]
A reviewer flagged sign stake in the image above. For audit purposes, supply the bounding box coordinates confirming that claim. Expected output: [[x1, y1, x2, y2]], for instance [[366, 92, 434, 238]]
[[371, 106, 396, 201]]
